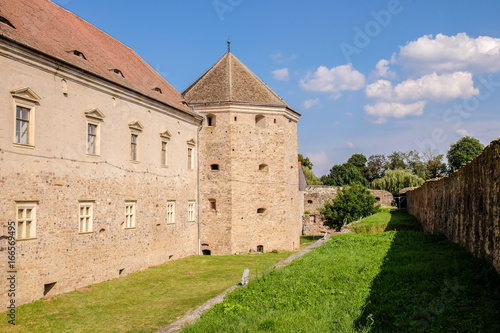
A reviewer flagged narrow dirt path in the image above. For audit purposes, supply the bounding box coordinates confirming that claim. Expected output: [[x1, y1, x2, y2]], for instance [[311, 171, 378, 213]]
[[156, 234, 332, 333]]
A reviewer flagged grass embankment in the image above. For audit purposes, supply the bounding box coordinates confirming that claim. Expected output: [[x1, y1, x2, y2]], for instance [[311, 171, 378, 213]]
[[0, 252, 292, 333], [183, 213, 500, 332], [348, 208, 421, 234], [299, 235, 324, 249]]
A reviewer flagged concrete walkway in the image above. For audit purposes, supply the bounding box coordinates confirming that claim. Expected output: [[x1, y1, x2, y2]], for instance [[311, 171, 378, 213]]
[[156, 234, 332, 333]]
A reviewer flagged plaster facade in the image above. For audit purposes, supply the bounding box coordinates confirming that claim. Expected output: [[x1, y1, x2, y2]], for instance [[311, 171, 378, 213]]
[[0, 0, 302, 307], [0, 36, 201, 307]]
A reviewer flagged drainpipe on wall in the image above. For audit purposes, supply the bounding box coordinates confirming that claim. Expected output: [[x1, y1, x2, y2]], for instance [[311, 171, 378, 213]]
[[196, 109, 203, 256]]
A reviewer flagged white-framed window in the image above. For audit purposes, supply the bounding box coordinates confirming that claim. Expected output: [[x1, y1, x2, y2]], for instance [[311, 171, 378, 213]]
[[15, 106, 30, 145], [130, 134, 138, 161], [161, 141, 168, 165], [87, 123, 97, 154], [128, 120, 144, 162], [84, 108, 105, 156], [160, 130, 171, 166], [167, 201, 175, 224], [79, 202, 93, 233], [11, 87, 40, 147], [187, 147, 193, 170], [187, 139, 196, 170], [188, 201, 195, 222], [16, 202, 37, 239], [125, 202, 136, 228]]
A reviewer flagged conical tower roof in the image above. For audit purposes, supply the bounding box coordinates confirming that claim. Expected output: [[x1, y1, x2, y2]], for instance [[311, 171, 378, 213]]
[[182, 52, 289, 107]]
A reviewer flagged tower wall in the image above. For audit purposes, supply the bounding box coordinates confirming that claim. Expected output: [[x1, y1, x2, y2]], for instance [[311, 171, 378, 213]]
[[198, 104, 300, 255]]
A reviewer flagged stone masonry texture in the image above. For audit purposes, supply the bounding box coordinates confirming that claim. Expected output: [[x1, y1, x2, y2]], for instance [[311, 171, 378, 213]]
[[407, 139, 500, 273]]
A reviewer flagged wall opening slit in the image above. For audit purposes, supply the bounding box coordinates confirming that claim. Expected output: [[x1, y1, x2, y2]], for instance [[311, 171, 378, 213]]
[[44, 282, 56, 296]]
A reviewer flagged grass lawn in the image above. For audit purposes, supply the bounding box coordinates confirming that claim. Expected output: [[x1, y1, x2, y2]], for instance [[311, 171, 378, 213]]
[[299, 235, 324, 249], [0, 252, 292, 333], [182, 213, 500, 332], [348, 208, 422, 234]]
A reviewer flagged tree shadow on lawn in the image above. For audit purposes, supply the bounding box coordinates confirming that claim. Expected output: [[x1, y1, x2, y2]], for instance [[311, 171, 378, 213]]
[[355, 214, 500, 332], [384, 210, 422, 232]]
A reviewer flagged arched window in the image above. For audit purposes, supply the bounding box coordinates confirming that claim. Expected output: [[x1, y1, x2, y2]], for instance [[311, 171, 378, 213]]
[[202, 249, 211, 255], [259, 164, 269, 171], [207, 114, 216, 127], [255, 115, 266, 128], [307, 200, 313, 204], [209, 199, 216, 210], [257, 245, 264, 253]]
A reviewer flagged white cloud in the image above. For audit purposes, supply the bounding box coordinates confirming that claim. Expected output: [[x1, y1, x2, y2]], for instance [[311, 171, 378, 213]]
[[272, 68, 289, 81], [456, 129, 469, 137], [366, 72, 479, 102], [364, 101, 426, 123], [300, 64, 365, 98], [373, 59, 396, 79], [345, 112, 353, 117], [270, 52, 296, 64], [394, 33, 500, 74], [306, 152, 329, 174], [346, 141, 355, 148], [303, 98, 320, 109]]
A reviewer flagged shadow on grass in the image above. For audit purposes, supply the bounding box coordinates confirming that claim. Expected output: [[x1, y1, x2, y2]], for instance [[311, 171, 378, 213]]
[[301, 235, 325, 242], [384, 210, 422, 232], [355, 213, 500, 332]]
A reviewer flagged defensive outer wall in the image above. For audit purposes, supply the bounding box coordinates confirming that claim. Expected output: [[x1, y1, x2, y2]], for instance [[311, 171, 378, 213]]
[[407, 139, 500, 273]]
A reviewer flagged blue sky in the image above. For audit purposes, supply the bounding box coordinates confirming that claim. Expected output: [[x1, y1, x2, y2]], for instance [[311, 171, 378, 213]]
[[55, 0, 500, 176]]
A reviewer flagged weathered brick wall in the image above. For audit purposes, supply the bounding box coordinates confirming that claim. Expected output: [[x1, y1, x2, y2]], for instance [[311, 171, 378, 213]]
[[407, 139, 500, 273]]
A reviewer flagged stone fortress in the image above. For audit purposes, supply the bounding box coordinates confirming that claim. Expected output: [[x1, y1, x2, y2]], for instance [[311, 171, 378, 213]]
[[0, 0, 301, 307]]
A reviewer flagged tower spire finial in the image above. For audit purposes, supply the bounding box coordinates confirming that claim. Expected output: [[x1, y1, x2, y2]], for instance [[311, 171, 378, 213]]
[[227, 39, 231, 53]]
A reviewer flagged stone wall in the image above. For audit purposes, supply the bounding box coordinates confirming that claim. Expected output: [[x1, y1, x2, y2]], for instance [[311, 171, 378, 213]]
[[0, 43, 200, 307], [197, 104, 301, 254], [302, 186, 394, 235], [407, 139, 500, 273]]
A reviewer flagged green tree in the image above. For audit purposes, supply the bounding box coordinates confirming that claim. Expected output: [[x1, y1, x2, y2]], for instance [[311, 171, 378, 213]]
[[302, 166, 323, 185], [423, 148, 446, 178], [371, 169, 425, 195], [387, 151, 407, 170], [365, 154, 388, 181], [446, 136, 484, 172], [323, 163, 368, 187], [320, 183, 380, 229], [347, 153, 367, 173], [298, 154, 313, 169]]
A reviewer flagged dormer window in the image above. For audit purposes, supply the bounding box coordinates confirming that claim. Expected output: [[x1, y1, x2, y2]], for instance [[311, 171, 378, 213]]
[[68, 50, 87, 60], [110, 69, 124, 78], [153, 87, 162, 94], [0, 16, 15, 29]]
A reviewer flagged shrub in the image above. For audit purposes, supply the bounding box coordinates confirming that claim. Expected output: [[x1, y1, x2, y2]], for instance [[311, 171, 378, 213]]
[[320, 182, 380, 230]]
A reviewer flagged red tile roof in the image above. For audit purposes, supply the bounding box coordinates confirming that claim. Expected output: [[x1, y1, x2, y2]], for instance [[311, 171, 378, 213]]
[[183, 52, 290, 108], [0, 0, 197, 116]]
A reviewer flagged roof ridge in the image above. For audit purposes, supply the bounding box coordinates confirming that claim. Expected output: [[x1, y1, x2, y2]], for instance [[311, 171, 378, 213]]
[[228, 52, 232, 100], [228, 53, 288, 105], [1, 0, 198, 116], [183, 52, 289, 107], [182, 52, 228, 97]]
